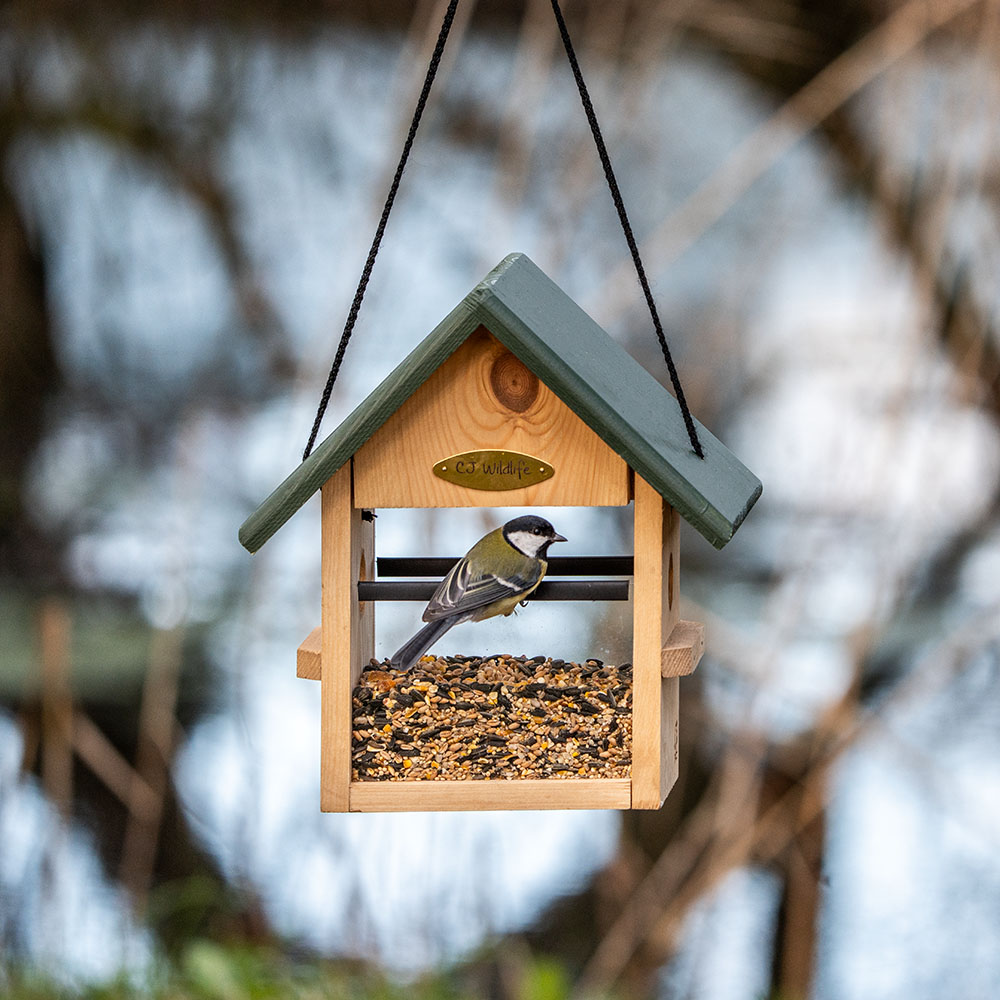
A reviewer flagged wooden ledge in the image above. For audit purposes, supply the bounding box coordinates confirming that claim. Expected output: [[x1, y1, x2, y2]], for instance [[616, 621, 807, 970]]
[[297, 626, 322, 680], [660, 620, 705, 677], [300, 620, 706, 681]]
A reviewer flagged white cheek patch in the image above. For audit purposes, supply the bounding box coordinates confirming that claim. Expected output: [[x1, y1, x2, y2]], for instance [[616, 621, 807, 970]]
[[506, 530, 545, 556]]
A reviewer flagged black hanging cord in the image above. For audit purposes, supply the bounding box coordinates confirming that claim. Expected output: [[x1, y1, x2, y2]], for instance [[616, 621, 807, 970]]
[[548, 0, 705, 459], [302, 0, 461, 460], [304, 0, 704, 461]]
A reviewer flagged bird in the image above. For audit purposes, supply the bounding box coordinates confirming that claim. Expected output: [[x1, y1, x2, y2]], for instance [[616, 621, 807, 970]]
[[389, 515, 567, 671]]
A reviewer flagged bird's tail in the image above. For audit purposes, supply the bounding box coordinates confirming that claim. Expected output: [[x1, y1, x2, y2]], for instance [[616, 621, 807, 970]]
[[390, 617, 457, 672]]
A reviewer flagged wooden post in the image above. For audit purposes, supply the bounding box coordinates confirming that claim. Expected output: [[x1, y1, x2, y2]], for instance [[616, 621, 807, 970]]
[[631, 477, 680, 809], [320, 462, 374, 812], [39, 599, 73, 818], [120, 624, 184, 901]]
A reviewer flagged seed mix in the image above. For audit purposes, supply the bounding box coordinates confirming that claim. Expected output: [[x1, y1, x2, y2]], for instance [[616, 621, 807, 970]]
[[351, 654, 632, 781]]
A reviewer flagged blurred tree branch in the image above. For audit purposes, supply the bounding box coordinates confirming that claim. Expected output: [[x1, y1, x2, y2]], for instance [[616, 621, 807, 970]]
[[0, 149, 60, 581]]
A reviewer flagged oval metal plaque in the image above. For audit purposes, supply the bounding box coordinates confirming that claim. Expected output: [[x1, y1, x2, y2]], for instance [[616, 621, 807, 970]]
[[433, 450, 554, 491]]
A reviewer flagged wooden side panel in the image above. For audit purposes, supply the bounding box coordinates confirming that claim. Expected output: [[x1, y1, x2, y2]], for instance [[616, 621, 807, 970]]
[[631, 477, 680, 810], [353, 327, 630, 508], [631, 475, 662, 810], [320, 464, 374, 812], [660, 690, 680, 805], [660, 505, 681, 804], [348, 778, 631, 812]]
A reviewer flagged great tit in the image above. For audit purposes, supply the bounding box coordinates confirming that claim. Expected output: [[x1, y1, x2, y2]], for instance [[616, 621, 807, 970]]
[[389, 515, 567, 672]]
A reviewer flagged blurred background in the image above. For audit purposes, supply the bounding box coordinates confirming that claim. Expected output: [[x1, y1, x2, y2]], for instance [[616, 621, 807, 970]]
[[3, 0, 1000, 997]]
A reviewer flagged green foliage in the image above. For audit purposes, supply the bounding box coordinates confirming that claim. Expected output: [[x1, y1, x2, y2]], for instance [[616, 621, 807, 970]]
[[516, 956, 571, 1000], [0, 940, 536, 1000], [0, 935, 636, 1000]]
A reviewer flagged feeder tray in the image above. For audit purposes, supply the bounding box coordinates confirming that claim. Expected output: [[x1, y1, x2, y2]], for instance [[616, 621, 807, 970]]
[[347, 654, 635, 784], [239, 254, 760, 813]]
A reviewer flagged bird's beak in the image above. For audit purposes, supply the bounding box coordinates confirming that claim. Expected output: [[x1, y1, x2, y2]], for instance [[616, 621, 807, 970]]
[[553, 533, 568, 543]]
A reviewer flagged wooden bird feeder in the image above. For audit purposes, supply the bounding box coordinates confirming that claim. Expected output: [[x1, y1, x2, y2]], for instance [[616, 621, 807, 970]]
[[239, 253, 761, 813]]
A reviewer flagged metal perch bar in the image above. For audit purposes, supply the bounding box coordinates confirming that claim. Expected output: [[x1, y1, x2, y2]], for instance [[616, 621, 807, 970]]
[[358, 580, 630, 601], [376, 556, 634, 577]]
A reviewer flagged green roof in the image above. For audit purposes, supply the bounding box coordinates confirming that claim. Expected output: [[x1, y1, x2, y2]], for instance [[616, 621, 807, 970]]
[[239, 253, 761, 552]]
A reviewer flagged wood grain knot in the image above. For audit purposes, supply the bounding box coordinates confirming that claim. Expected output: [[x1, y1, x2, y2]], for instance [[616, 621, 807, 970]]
[[489, 351, 539, 413]]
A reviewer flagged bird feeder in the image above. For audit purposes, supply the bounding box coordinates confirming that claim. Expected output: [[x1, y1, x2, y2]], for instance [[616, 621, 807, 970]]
[[239, 253, 761, 813]]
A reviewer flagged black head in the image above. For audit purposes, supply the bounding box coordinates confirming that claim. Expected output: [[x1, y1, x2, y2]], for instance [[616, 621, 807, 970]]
[[502, 515, 568, 557]]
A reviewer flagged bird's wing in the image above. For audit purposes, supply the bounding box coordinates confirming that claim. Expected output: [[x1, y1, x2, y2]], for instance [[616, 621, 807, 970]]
[[422, 556, 542, 622]]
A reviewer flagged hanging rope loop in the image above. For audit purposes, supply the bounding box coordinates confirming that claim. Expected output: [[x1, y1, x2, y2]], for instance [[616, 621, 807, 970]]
[[304, 0, 705, 461]]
